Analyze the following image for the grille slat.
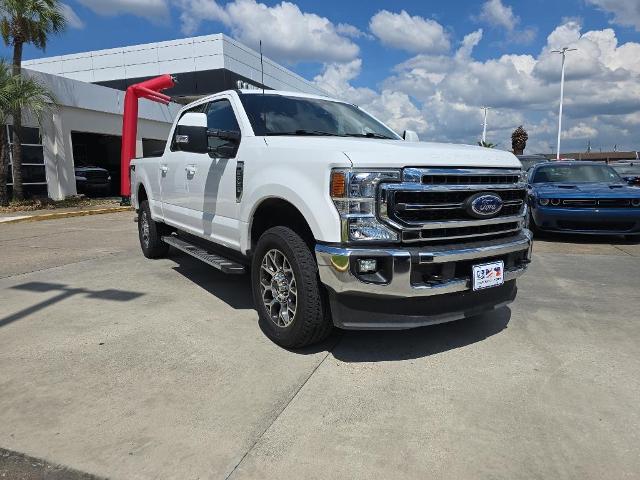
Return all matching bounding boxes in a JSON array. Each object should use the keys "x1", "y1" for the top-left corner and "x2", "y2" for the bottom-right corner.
[
  {"x1": 392, "y1": 189, "x2": 525, "y2": 223},
  {"x1": 557, "y1": 198, "x2": 637, "y2": 208}
]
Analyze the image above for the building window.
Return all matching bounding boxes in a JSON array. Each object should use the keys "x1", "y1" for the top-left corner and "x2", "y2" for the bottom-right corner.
[{"x1": 5, "y1": 125, "x2": 47, "y2": 196}]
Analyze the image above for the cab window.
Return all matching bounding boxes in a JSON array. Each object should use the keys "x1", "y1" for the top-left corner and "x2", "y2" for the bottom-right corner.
[{"x1": 206, "y1": 99, "x2": 241, "y2": 157}]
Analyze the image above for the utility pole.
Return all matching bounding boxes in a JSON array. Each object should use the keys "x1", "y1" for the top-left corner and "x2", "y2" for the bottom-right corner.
[
  {"x1": 481, "y1": 106, "x2": 490, "y2": 144},
  {"x1": 552, "y1": 47, "x2": 577, "y2": 160}
]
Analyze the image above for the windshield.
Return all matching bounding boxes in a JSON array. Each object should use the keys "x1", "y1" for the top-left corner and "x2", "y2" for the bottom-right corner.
[
  {"x1": 532, "y1": 164, "x2": 622, "y2": 183},
  {"x1": 238, "y1": 94, "x2": 400, "y2": 139}
]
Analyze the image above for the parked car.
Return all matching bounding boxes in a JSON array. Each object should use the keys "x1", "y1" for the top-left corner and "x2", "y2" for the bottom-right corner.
[
  {"x1": 75, "y1": 164, "x2": 111, "y2": 195},
  {"x1": 131, "y1": 89, "x2": 532, "y2": 348},
  {"x1": 517, "y1": 154, "x2": 550, "y2": 172},
  {"x1": 610, "y1": 161, "x2": 640, "y2": 186},
  {"x1": 527, "y1": 161, "x2": 640, "y2": 239}
]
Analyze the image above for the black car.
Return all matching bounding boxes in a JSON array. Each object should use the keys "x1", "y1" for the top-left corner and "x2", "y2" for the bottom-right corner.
[
  {"x1": 610, "y1": 161, "x2": 640, "y2": 186},
  {"x1": 75, "y1": 164, "x2": 111, "y2": 195}
]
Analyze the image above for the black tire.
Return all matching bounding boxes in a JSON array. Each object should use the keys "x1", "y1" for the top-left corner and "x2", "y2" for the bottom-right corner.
[
  {"x1": 624, "y1": 234, "x2": 640, "y2": 243},
  {"x1": 138, "y1": 200, "x2": 170, "y2": 259},
  {"x1": 252, "y1": 226, "x2": 332, "y2": 348},
  {"x1": 527, "y1": 210, "x2": 539, "y2": 235}
]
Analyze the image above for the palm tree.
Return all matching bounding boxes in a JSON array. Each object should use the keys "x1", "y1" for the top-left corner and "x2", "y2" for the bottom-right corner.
[
  {"x1": 511, "y1": 126, "x2": 528, "y2": 155},
  {"x1": 0, "y1": 60, "x2": 55, "y2": 205},
  {"x1": 1, "y1": 0, "x2": 65, "y2": 200},
  {"x1": 477, "y1": 140, "x2": 497, "y2": 148}
]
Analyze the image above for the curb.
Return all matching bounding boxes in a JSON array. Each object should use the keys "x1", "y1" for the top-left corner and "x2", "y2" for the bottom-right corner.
[{"x1": 0, "y1": 206, "x2": 133, "y2": 225}]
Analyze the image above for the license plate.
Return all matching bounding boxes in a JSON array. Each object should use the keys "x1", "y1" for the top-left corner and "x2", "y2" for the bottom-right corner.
[{"x1": 472, "y1": 261, "x2": 505, "y2": 291}]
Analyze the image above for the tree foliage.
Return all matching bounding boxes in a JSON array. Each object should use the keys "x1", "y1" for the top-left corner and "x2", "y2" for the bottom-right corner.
[{"x1": 511, "y1": 126, "x2": 528, "y2": 154}]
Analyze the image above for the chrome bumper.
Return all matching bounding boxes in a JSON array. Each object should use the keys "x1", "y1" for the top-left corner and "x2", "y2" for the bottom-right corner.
[{"x1": 315, "y1": 230, "x2": 532, "y2": 298}]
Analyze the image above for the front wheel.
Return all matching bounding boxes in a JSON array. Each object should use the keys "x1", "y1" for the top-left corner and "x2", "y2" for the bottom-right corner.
[{"x1": 252, "y1": 226, "x2": 332, "y2": 348}]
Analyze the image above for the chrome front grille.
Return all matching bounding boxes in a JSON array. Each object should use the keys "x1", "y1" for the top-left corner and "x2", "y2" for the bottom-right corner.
[{"x1": 379, "y1": 168, "x2": 526, "y2": 243}]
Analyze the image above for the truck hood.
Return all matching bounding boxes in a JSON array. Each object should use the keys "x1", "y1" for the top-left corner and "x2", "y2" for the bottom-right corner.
[{"x1": 264, "y1": 137, "x2": 521, "y2": 169}]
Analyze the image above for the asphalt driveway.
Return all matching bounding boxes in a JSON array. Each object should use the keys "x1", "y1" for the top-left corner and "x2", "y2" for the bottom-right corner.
[{"x1": 1, "y1": 213, "x2": 639, "y2": 479}]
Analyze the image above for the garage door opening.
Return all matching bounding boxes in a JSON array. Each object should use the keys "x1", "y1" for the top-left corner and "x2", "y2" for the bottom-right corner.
[{"x1": 71, "y1": 132, "x2": 121, "y2": 197}]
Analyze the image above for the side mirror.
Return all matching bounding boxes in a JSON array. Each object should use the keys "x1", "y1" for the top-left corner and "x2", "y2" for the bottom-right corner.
[
  {"x1": 403, "y1": 130, "x2": 420, "y2": 142},
  {"x1": 208, "y1": 129, "x2": 241, "y2": 158},
  {"x1": 175, "y1": 112, "x2": 208, "y2": 153}
]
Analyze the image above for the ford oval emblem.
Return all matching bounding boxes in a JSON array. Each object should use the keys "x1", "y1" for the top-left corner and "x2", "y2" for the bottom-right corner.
[{"x1": 466, "y1": 193, "x2": 504, "y2": 219}]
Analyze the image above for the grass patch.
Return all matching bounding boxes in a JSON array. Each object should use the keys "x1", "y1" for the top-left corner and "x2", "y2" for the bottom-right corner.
[{"x1": 0, "y1": 196, "x2": 120, "y2": 213}]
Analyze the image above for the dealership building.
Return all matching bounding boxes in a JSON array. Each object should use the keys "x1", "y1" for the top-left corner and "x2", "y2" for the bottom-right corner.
[{"x1": 12, "y1": 34, "x2": 324, "y2": 200}]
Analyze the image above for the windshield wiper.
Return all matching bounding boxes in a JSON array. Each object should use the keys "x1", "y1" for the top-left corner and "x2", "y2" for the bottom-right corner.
[
  {"x1": 343, "y1": 132, "x2": 396, "y2": 139},
  {"x1": 268, "y1": 129, "x2": 337, "y2": 136}
]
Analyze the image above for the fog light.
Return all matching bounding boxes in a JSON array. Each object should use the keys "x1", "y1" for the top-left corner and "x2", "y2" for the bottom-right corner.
[
  {"x1": 551, "y1": 199, "x2": 561, "y2": 206},
  {"x1": 357, "y1": 258, "x2": 378, "y2": 273}
]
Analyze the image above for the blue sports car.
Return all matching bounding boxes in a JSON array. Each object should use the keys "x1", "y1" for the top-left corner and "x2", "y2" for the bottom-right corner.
[{"x1": 527, "y1": 161, "x2": 640, "y2": 239}]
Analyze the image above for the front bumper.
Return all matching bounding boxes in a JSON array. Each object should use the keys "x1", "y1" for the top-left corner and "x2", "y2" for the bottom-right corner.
[
  {"x1": 315, "y1": 230, "x2": 532, "y2": 329},
  {"x1": 532, "y1": 206, "x2": 640, "y2": 234}
]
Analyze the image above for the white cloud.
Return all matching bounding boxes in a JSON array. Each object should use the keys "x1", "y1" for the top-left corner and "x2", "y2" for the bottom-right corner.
[
  {"x1": 562, "y1": 123, "x2": 599, "y2": 140},
  {"x1": 76, "y1": 0, "x2": 168, "y2": 21},
  {"x1": 369, "y1": 10, "x2": 450, "y2": 54},
  {"x1": 175, "y1": 0, "x2": 359, "y2": 64},
  {"x1": 476, "y1": 0, "x2": 536, "y2": 45},
  {"x1": 60, "y1": 3, "x2": 84, "y2": 29},
  {"x1": 320, "y1": 21, "x2": 640, "y2": 153},
  {"x1": 478, "y1": 0, "x2": 518, "y2": 31},
  {"x1": 587, "y1": 0, "x2": 640, "y2": 31}
]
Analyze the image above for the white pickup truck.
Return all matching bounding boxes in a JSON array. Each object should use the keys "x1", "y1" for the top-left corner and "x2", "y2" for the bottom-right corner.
[{"x1": 131, "y1": 89, "x2": 532, "y2": 347}]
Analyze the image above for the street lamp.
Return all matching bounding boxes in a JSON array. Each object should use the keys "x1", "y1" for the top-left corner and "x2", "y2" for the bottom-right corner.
[
  {"x1": 552, "y1": 47, "x2": 577, "y2": 160},
  {"x1": 481, "y1": 106, "x2": 491, "y2": 144}
]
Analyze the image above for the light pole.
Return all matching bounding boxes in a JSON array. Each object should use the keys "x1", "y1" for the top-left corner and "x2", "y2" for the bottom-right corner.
[
  {"x1": 552, "y1": 47, "x2": 577, "y2": 160},
  {"x1": 481, "y1": 106, "x2": 491, "y2": 144}
]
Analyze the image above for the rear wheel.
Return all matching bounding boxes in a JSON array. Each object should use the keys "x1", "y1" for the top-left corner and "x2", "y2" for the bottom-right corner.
[
  {"x1": 252, "y1": 226, "x2": 332, "y2": 348},
  {"x1": 138, "y1": 200, "x2": 169, "y2": 259}
]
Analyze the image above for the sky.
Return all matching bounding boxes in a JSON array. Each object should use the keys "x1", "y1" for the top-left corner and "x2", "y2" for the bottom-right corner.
[{"x1": 1, "y1": 0, "x2": 640, "y2": 154}]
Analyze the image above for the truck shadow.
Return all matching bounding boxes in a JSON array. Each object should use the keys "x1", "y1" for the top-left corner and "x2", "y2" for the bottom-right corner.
[
  {"x1": 170, "y1": 252, "x2": 254, "y2": 310},
  {"x1": 330, "y1": 307, "x2": 511, "y2": 363},
  {"x1": 169, "y1": 251, "x2": 511, "y2": 362}
]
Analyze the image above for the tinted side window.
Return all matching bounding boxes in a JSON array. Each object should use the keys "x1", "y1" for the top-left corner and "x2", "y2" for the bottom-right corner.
[{"x1": 206, "y1": 100, "x2": 240, "y2": 132}]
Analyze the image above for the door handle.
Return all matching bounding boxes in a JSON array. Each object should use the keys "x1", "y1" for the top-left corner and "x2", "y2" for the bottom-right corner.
[
  {"x1": 160, "y1": 165, "x2": 168, "y2": 173},
  {"x1": 185, "y1": 165, "x2": 197, "y2": 175}
]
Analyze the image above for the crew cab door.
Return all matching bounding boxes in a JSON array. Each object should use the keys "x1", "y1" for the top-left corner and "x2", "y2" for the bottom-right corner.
[
  {"x1": 187, "y1": 97, "x2": 243, "y2": 249},
  {"x1": 160, "y1": 103, "x2": 207, "y2": 230}
]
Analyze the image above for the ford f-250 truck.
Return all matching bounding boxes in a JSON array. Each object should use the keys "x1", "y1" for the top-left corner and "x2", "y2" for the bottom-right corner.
[{"x1": 131, "y1": 89, "x2": 532, "y2": 348}]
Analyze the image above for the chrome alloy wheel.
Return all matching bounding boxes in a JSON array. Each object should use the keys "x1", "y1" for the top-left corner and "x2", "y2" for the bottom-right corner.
[
  {"x1": 140, "y1": 210, "x2": 150, "y2": 247},
  {"x1": 259, "y1": 249, "x2": 298, "y2": 328}
]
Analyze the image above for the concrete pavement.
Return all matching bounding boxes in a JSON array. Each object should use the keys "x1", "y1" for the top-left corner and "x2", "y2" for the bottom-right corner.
[{"x1": 1, "y1": 212, "x2": 639, "y2": 479}]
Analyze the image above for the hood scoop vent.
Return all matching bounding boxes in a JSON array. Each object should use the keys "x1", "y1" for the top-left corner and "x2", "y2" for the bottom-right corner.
[{"x1": 556, "y1": 184, "x2": 577, "y2": 189}]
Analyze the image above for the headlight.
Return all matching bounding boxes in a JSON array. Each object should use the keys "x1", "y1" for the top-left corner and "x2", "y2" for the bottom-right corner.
[
  {"x1": 330, "y1": 169, "x2": 400, "y2": 242},
  {"x1": 519, "y1": 170, "x2": 528, "y2": 182},
  {"x1": 75, "y1": 176, "x2": 87, "y2": 181},
  {"x1": 539, "y1": 198, "x2": 549, "y2": 206}
]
